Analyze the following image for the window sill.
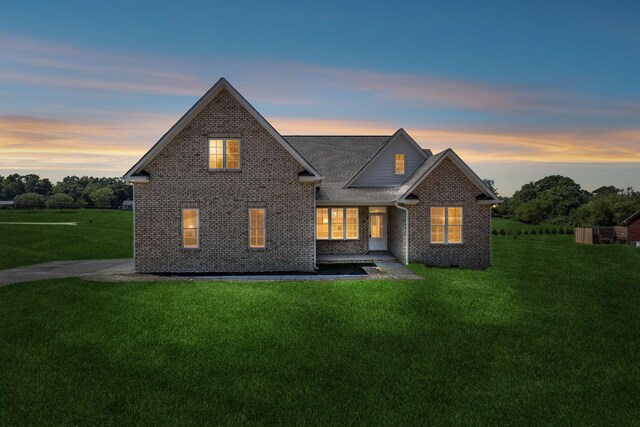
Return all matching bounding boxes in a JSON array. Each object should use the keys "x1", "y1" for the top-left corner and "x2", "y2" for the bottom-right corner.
[{"x1": 207, "y1": 169, "x2": 242, "y2": 173}]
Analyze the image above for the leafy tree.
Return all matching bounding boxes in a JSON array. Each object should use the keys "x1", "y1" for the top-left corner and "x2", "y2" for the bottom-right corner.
[
  {"x1": 46, "y1": 193, "x2": 76, "y2": 210},
  {"x1": 2, "y1": 174, "x2": 25, "y2": 199},
  {"x1": 514, "y1": 195, "x2": 552, "y2": 224},
  {"x1": 53, "y1": 176, "x2": 86, "y2": 201},
  {"x1": 13, "y1": 192, "x2": 46, "y2": 209},
  {"x1": 89, "y1": 187, "x2": 114, "y2": 209},
  {"x1": 483, "y1": 179, "x2": 499, "y2": 196},
  {"x1": 34, "y1": 178, "x2": 53, "y2": 196}
]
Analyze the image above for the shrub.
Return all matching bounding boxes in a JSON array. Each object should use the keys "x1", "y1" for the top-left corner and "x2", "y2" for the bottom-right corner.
[
  {"x1": 531, "y1": 229, "x2": 537, "y2": 235},
  {"x1": 516, "y1": 230, "x2": 522, "y2": 235},
  {"x1": 89, "y1": 187, "x2": 114, "y2": 209},
  {"x1": 491, "y1": 229, "x2": 498, "y2": 235},
  {"x1": 13, "y1": 192, "x2": 46, "y2": 209},
  {"x1": 499, "y1": 229, "x2": 506, "y2": 235},
  {"x1": 551, "y1": 228, "x2": 558, "y2": 234},
  {"x1": 544, "y1": 228, "x2": 551, "y2": 234},
  {"x1": 523, "y1": 230, "x2": 529, "y2": 235},
  {"x1": 558, "y1": 228, "x2": 565, "y2": 234},
  {"x1": 566, "y1": 228, "x2": 574, "y2": 235},
  {"x1": 46, "y1": 193, "x2": 76, "y2": 210}
]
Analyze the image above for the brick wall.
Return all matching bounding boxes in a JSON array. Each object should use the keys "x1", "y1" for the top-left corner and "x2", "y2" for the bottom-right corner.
[
  {"x1": 134, "y1": 88, "x2": 315, "y2": 273},
  {"x1": 407, "y1": 158, "x2": 491, "y2": 269},
  {"x1": 387, "y1": 206, "x2": 407, "y2": 263}
]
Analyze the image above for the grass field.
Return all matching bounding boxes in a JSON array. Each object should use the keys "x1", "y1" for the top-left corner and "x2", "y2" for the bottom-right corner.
[
  {"x1": 0, "y1": 209, "x2": 132, "y2": 270},
  {"x1": 1, "y1": 224, "x2": 639, "y2": 425}
]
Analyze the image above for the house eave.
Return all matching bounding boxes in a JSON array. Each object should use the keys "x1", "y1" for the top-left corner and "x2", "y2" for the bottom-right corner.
[{"x1": 316, "y1": 200, "x2": 398, "y2": 206}]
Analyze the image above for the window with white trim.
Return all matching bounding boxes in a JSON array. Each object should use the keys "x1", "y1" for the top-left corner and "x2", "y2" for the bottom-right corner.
[
  {"x1": 316, "y1": 208, "x2": 359, "y2": 240},
  {"x1": 182, "y1": 208, "x2": 199, "y2": 248},
  {"x1": 431, "y1": 207, "x2": 462, "y2": 244},
  {"x1": 395, "y1": 154, "x2": 405, "y2": 175},
  {"x1": 209, "y1": 138, "x2": 240, "y2": 170},
  {"x1": 249, "y1": 208, "x2": 265, "y2": 248}
]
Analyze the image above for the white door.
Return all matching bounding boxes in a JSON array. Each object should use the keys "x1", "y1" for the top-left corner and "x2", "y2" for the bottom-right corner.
[{"x1": 369, "y1": 211, "x2": 387, "y2": 251}]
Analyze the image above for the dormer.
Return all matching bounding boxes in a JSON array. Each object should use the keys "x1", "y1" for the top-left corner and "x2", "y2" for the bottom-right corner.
[{"x1": 346, "y1": 129, "x2": 429, "y2": 187}]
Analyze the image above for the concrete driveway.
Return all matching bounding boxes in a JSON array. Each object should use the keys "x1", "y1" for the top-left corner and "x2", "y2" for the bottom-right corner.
[{"x1": 0, "y1": 259, "x2": 134, "y2": 287}]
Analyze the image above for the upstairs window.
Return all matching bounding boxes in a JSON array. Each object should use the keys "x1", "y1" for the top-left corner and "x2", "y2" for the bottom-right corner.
[
  {"x1": 209, "y1": 138, "x2": 240, "y2": 170},
  {"x1": 182, "y1": 208, "x2": 199, "y2": 248},
  {"x1": 316, "y1": 208, "x2": 358, "y2": 240},
  {"x1": 431, "y1": 207, "x2": 463, "y2": 244},
  {"x1": 395, "y1": 154, "x2": 405, "y2": 175}
]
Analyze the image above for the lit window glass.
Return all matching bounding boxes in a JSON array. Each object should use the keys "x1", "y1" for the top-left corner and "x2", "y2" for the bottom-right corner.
[
  {"x1": 183, "y1": 208, "x2": 199, "y2": 248},
  {"x1": 346, "y1": 208, "x2": 358, "y2": 239},
  {"x1": 395, "y1": 154, "x2": 405, "y2": 175},
  {"x1": 316, "y1": 208, "x2": 329, "y2": 240},
  {"x1": 249, "y1": 208, "x2": 265, "y2": 248}
]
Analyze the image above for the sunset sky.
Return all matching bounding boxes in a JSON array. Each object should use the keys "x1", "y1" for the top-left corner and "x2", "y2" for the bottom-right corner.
[{"x1": 1, "y1": 1, "x2": 639, "y2": 195}]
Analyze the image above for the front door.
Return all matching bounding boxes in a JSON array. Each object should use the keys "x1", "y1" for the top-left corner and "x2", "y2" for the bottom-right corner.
[{"x1": 369, "y1": 210, "x2": 387, "y2": 251}]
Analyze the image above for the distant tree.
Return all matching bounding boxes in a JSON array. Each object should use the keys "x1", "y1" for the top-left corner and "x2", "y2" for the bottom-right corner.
[
  {"x1": 46, "y1": 193, "x2": 76, "y2": 210},
  {"x1": 483, "y1": 179, "x2": 499, "y2": 197},
  {"x1": 13, "y1": 192, "x2": 47, "y2": 210},
  {"x1": 2, "y1": 174, "x2": 25, "y2": 199},
  {"x1": 53, "y1": 176, "x2": 85, "y2": 201},
  {"x1": 514, "y1": 195, "x2": 552, "y2": 224},
  {"x1": 23, "y1": 174, "x2": 41, "y2": 193},
  {"x1": 507, "y1": 175, "x2": 589, "y2": 225},
  {"x1": 34, "y1": 178, "x2": 53, "y2": 196},
  {"x1": 592, "y1": 186, "x2": 620, "y2": 197},
  {"x1": 89, "y1": 187, "x2": 114, "y2": 209}
]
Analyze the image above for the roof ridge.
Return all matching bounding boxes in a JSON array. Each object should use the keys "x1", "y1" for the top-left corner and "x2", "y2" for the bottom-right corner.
[{"x1": 283, "y1": 135, "x2": 392, "y2": 137}]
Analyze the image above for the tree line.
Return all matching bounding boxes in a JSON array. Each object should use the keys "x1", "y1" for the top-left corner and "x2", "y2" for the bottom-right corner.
[
  {"x1": 0, "y1": 174, "x2": 133, "y2": 209},
  {"x1": 487, "y1": 175, "x2": 640, "y2": 226}
]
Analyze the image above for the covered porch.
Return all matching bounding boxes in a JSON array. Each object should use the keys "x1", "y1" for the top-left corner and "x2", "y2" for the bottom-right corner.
[{"x1": 315, "y1": 205, "x2": 407, "y2": 264}]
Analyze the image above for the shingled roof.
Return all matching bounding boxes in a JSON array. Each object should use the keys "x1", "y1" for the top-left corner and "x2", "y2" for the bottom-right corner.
[{"x1": 285, "y1": 136, "x2": 500, "y2": 204}]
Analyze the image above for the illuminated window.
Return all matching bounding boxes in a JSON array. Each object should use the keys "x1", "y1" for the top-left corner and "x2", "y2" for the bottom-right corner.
[
  {"x1": 395, "y1": 154, "x2": 405, "y2": 175},
  {"x1": 249, "y1": 208, "x2": 265, "y2": 248},
  {"x1": 331, "y1": 209, "x2": 344, "y2": 239},
  {"x1": 346, "y1": 208, "x2": 358, "y2": 239},
  {"x1": 431, "y1": 207, "x2": 463, "y2": 244},
  {"x1": 182, "y1": 208, "x2": 199, "y2": 248},
  {"x1": 316, "y1": 208, "x2": 329, "y2": 240},
  {"x1": 209, "y1": 138, "x2": 240, "y2": 170},
  {"x1": 316, "y1": 208, "x2": 359, "y2": 240}
]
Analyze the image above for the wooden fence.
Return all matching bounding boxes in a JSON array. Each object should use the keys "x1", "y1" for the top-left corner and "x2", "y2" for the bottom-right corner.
[
  {"x1": 575, "y1": 226, "x2": 628, "y2": 245},
  {"x1": 575, "y1": 227, "x2": 593, "y2": 244}
]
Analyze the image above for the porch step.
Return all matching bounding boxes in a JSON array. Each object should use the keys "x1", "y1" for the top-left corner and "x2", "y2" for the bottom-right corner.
[{"x1": 317, "y1": 252, "x2": 398, "y2": 264}]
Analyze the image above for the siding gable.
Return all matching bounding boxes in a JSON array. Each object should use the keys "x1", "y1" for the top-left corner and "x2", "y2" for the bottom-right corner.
[{"x1": 348, "y1": 131, "x2": 427, "y2": 187}]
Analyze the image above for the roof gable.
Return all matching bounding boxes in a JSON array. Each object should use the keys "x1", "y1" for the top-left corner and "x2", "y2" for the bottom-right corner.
[
  {"x1": 124, "y1": 78, "x2": 322, "y2": 180},
  {"x1": 345, "y1": 129, "x2": 429, "y2": 188},
  {"x1": 625, "y1": 210, "x2": 640, "y2": 225},
  {"x1": 398, "y1": 149, "x2": 501, "y2": 203}
]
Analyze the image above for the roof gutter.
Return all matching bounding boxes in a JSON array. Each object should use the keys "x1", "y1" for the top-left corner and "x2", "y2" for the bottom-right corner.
[{"x1": 394, "y1": 201, "x2": 409, "y2": 265}]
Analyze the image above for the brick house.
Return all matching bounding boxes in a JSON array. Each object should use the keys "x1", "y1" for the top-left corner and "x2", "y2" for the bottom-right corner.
[
  {"x1": 625, "y1": 210, "x2": 640, "y2": 247},
  {"x1": 124, "y1": 78, "x2": 501, "y2": 273}
]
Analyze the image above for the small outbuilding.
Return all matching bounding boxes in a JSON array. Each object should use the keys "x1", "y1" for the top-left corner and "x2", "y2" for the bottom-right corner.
[
  {"x1": 624, "y1": 211, "x2": 640, "y2": 247},
  {"x1": 0, "y1": 200, "x2": 14, "y2": 209},
  {"x1": 121, "y1": 200, "x2": 134, "y2": 211}
]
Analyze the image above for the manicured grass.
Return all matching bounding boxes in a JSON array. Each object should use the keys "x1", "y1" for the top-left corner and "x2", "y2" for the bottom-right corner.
[
  {"x1": 0, "y1": 209, "x2": 132, "y2": 270},
  {"x1": 1, "y1": 233, "x2": 639, "y2": 425}
]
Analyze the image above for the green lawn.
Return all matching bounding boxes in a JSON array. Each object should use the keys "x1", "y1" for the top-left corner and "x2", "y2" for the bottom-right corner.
[
  {"x1": 1, "y1": 231, "x2": 639, "y2": 425},
  {"x1": 0, "y1": 209, "x2": 132, "y2": 270}
]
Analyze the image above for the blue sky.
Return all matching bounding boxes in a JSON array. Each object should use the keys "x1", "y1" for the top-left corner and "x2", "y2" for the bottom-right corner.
[{"x1": 1, "y1": 0, "x2": 639, "y2": 195}]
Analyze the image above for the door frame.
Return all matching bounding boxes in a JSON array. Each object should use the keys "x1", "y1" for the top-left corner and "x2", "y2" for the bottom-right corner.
[{"x1": 368, "y1": 210, "x2": 387, "y2": 251}]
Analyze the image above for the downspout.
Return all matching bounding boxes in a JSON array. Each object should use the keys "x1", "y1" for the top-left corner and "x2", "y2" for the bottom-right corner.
[
  {"x1": 313, "y1": 182, "x2": 320, "y2": 270},
  {"x1": 395, "y1": 201, "x2": 409, "y2": 265}
]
